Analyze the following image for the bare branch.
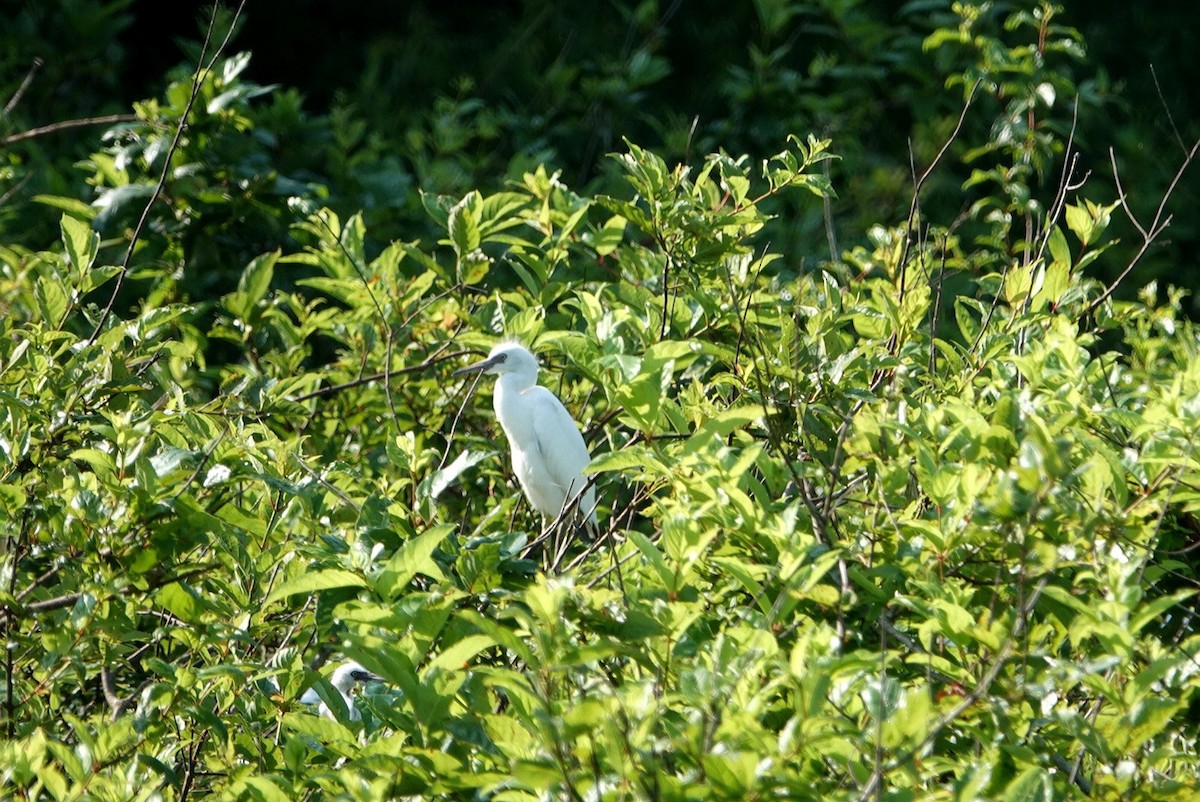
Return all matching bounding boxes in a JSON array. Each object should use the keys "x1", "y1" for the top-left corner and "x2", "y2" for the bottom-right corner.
[
  {"x1": 3, "y1": 58, "x2": 42, "y2": 116},
  {"x1": 1109, "y1": 148, "x2": 1148, "y2": 239},
  {"x1": 292, "y1": 346, "x2": 467, "y2": 403},
  {"x1": 88, "y1": 1, "x2": 247, "y2": 344},
  {"x1": 1033, "y1": 95, "x2": 1088, "y2": 264},
  {"x1": 896, "y1": 79, "x2": 982, "y2": 294},
  {"x1": 1149, "y1": 64, "x2": 1187, "y2": 155},
  {"x1": 1088, "y1": 137, "x2": 1200, "y2": 314},
  {"x1": 1, "y1": 114, "x2": 140, "y2": 147}
]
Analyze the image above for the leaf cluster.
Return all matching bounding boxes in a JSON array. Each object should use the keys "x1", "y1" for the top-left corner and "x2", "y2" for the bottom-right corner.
[{"x1": 1, "y1": 3, "x2": 1199, "y2": 801}]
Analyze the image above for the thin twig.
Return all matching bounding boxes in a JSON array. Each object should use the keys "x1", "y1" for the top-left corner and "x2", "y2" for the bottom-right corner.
[
  {"x1": 3, "y1": 57, "x2": 42, "y2": 116},
  {"x1": 1149, "y1": 64, "x2": 1187, "y2": 155},
  {"x1": 1108, "y1": 148, "x2": 1149, "y2": 240},
  {"x1": 306, "y1": 210, "x2": 404, "y2": 437},
  {"x1": 0, "y1": 172, "x2": 32, "y2": 206},
  {"x1": 896, "y1": 79, "x2": 982, "y2": 295},
  {"x1": 88, "y1": 2, "x2": 246, "y2": 344},
  {"x1": 2, "y1": 114, "x2": 140, "y2": 147},
  {"x1": 1033, "y1": 95, "x2": 1087, "y2": 265},
  {"x1": 729, "y1": 241, "x2": 771, "y2": 376},
  {"x1": 1087, "y1": 137, "x2": 1200, "y2": 315},
  {"x1": 292, "y1": 344, "x2": 465, "y2": 402}
]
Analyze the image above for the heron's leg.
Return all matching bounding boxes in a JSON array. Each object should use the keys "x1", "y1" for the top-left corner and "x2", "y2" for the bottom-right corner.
[{"x1": 548, "y1": 521, "x2": 573, "y2": 573}]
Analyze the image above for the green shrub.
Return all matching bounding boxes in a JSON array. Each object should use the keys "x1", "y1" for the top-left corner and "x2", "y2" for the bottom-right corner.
[{"x1": 1, "y1": 2, "x2": 1197, "y2": 800}]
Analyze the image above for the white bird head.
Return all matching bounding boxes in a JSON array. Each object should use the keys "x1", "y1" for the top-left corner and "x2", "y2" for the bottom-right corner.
[
  {"x1": 299, "y1": 660, "x2": 383, "y2": 721},
  {"x1": 453, "y1": 342, "x2": 539, "y2": 387},
  {"x1": 329, "y1": 661, "x2": 383, "y2": 693}
]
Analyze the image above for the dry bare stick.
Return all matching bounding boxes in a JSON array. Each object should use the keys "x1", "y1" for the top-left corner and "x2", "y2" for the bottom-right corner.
[
  {"x1": 895, "y1": 79, "x2": 982, "y2": 302},
  {"x1": 101, "y1": 664, "x2": 156, "y2": 722},
  {"x1": 1032, "y1": 95, "x2": 1088, "y2": 265},
  {"x1": 927, "y1": 243, "x2": 949, "y2": 375},
  {"x1": 728, "y1": 241, "x2": 772, "y2": 376},
  {"x1": 578, "y1": 478, "x2": 657, "y2": 591},
  {"x1": 823, "y1": 153, "x2": 839, "y2": 262},
  {"x1": 1086, "y1": 137, "x2": 1200, "y2": 315},
  {"x1": 292, "y1": 456, "x2": 360, "y2": 512},
  {"x1": 1010, "y1": 102, "x2": 1085, "y2": 363},
  {"x1": 1150, "y1": 64, "x2": 1188, "y2": 155},
  {"x1": 3, "y1": 58, "x2": 42, "y2": 116},
  {"x1": 306, "y1": 209, "x2": 407, "y2": 437},
  {"x1": 88, "y1": 2, "x2": 246, "y2": 345},
  {"x1": 0, "y1": 172, "x2": 32, "y2": 207},
  {"x1": 2, "y1": 114, "x2": 140, "y2": 147}
]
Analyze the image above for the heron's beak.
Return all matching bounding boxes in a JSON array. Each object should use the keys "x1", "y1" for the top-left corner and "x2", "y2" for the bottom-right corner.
[
  {"x1": 350, "y1": 668, "x2": 384, "y2": 684},
  {"x1": 453, "y1": 355, "x2": 501, "y2": 376}
]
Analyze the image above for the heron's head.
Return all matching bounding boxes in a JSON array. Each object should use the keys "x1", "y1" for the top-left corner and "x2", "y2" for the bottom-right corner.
[
  {"x1": 454, "y1": 342, "x2": 539, "y2": 381},
  {"x1": 329, "y1": 661, "x2": 383, "y2": 693}
]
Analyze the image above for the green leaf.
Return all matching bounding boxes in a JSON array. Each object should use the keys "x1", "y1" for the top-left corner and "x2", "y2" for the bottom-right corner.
[
  {"x1": 263, "y1": 569, "x2": 367, "y2": 607},
  {"x1": 628, "y1": 531, "x2": 675, "y2": 590},
  {"x1": 71, "y1": 447, "x2": 117, "y2": 480},
  {"x1": 1002, "y1": 767, "x2": 1053, "y2": 802},
  {"x1": 375, "y1": 525, "x2": 453, "y2": 599},
  {"x1": 237, "y1": 250, "x2": 279, "y2": 309},
  {"x1": 294, "y1": 276, "x2": 367, "y2": 306},
  {"x1": 35, "y1": 194, "x2": 97, "y2": 219},
  {"x1": 281, "y1": 711, "x2": 357, "y2": 745},
  {"x1": 681, "y1": 406, "x2": 762, "y2": 457},
  {"x1": 156, "y1": 582, "x2": 208, "y2": 625},
  {"x1": 60, "y1": 214, "x2": 99, "y2": 274},
  {"x1": 1037, "y1": 257, "x2": 1070, "y2": 308},
  {"x1": 1129, "y1": 590, "x2": 1195, "y2": 635},
  {"x1": 586, "y1": 445, "x2": 669, "y2": 476},
  {"x1": 427, "y1": 633, "x2": 498, "y2": 673},
  {"x1": 591, "y1": 215, "x2": 627, "y2": 256},
  {"x1": 458, "y1": 611, "x2": 537, "y2": 667},
  {"x1": 236, "y1": 776, "x2": 292, "y2": 802},
  {"x1": 449, "y1": 192, "x2": 482, "y2": 257},
  {"x1": 0, "y1": 483, "x2": 28, "y2": 514},
  {"x1": 34, "y1": 272, "x2": 68, "y2": 326},
  {"x1": 81, "y1": 264, "x2": 123, "y2": 294},
  {"x1": 1047, "y1": 225, "x2": 1071, "y2": 267},
  {"x1": 1064, "y1": 202, "x2": 1093, "y2": 246}
]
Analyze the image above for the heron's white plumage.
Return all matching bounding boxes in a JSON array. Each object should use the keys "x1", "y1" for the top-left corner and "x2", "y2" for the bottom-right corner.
[
  {"x1": 299, "y1": 660, "x2": 381, "y2": 721},
  {"x1": 455, "y1": 342, "x2": 597, "y2": 526}
]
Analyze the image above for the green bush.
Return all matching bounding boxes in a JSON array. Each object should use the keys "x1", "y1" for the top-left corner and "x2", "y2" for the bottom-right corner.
[{"x1": 1, "y1": 1, "x2": 1198, "y2": 800}]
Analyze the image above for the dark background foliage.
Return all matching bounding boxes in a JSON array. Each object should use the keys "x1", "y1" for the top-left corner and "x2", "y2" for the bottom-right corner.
[{"x1": 4, "y1": 0, "x2": 1198, "y2": 309}]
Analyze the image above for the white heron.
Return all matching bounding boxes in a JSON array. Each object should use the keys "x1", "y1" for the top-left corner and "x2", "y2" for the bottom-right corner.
[
  {"x1": 454, "y1": 341, "x2": 598, "y2": 531},
  {"x1": 299, "y1": 660, "x2": 382, "y2": 721}
]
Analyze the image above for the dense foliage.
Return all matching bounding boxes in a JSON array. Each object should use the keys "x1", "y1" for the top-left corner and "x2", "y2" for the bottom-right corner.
[{"x1": 2, "y1": 1, "x2": 1198, "y2": 800}]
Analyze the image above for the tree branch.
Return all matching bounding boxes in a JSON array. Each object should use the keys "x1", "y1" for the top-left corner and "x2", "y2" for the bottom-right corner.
[
  {"x1": 1, "y1": 114, "x2": 140, "y2": 147},
  {"x1": 88, "y1": 1, "x2": 247, "y2": 344},
  {"x1": 3, "y1": 57, "x2": 42, "y2": 116},
  {"x1": 1087, "y1": 137, "x2": 1200, "y2": 315}
]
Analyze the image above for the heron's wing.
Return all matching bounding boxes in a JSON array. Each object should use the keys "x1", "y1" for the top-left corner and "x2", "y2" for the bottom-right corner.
[{"x1": 526, "y1": 387, "x2": 592, "y2": 495}]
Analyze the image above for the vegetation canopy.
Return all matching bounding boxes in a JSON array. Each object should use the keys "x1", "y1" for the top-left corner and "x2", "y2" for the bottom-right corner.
[{"x1": 1, "y1": 1, "x2": 1198, "y2": 800}]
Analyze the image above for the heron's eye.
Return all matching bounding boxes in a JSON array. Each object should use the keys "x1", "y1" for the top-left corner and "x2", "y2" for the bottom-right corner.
[
  {"x1": 351, "y1": 670, "x2": 372, "y2": 681},
  {"x1": 496, "y1": 354, "x2": 507, "y2": 362}
]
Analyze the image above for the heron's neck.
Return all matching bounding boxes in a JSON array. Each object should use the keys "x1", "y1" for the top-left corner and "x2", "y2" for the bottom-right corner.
[
  {"x1": 495, "y1": 370, "x2": 536, "y2": 396},
  {"x1": 493, "y1": 371, "x2": 537, "y2": 433}
]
